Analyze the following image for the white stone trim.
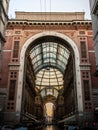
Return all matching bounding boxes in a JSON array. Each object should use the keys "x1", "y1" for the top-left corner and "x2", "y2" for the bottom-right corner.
[{"x1": 16, "y1": 31, "x2": 83, "y2": 114}]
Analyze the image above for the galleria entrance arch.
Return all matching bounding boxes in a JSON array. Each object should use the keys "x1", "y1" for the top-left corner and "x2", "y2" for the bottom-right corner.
[
  {"x1": 16, "y1": 31, "x2": 83, "y2": 122},
  {"x1": 16, "y1": 31, "x2": 83, "y2": 112}
]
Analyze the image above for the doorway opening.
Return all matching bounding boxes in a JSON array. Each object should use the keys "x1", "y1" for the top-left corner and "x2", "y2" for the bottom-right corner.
[
  {"x1": 44, "y1": 102, "x2": 55, "y2": 125},
  {"x1": 16, "y1": 32, "x2": 82, "y2": 125}
]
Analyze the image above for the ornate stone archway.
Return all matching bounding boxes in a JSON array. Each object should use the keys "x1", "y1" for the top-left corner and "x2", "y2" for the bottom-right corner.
[{"x1": 16, "y1": 31, "x2": 83, "y2": 119}]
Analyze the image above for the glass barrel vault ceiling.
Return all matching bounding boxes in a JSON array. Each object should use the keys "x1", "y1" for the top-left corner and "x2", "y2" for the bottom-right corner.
[{"x1": 30, "y1": 42, "x2": 70, "y2": 98}]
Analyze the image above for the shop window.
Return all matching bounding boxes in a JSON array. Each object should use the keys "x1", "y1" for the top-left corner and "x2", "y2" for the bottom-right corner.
[
  {"x1": 80, "y1": 41, "x2": 87, "y2": 58},
  {"x1": 8, "y1": 80, "x2": 16, "y2": 100},
  {"x1": 7, "y1": 102, "x2": 14, "y2": 110},
  {"x1": 83, "y1": 80, "x2": 90, "y2": 101},
  {"x1": 10, "y1": 71, "x2": 17, "y2": 78},
  {"x1": 82, "y1": 71, "x2": 89, "y2": 79},
  {"x1": 13, "y1": 41, "x2": 19, "y2": 58}
]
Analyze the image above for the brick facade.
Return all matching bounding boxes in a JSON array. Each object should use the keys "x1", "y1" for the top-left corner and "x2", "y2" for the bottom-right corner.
[{"x1": 0, "y1": 12, "x2": 98, "y2": 125}]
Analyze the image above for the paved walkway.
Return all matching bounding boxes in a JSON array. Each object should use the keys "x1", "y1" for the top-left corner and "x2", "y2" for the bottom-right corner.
[{"x1": 43, "y1": 125, "x2": 60, "y2": 130}]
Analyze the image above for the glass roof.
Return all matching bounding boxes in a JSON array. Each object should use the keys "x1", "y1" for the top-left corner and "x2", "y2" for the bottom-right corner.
[
  {"x1": 30, "y1": 42, "x2": 70, "y2": 98},
  {"x1": 36, "y1": 68, "x2": 63, "y2": 98}
]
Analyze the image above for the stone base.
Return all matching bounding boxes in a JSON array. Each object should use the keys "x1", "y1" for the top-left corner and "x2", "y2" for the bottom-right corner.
[{"x1": 4, "y1": 112, "x2": 20, "y2": 125}]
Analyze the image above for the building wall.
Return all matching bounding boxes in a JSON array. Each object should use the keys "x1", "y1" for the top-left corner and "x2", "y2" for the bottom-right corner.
[
  {"x1": 1, "y1": 12, "x2": 98, "y2": 123},
  {"x1": 0, "y1": 0, "x2": 9, "y2": 82},
  {"x1": 15, "y1": 12, "x2": 85, "y2": 21},
  {"x1": 89, "y1": 1, "x2": 98, "y2": 121},
  {"x1": 89, "y1": 0, "x2": 98, "y2": 74},
  {"x1": 0, "y1": 0, "x2": 9, "y2": 123}
]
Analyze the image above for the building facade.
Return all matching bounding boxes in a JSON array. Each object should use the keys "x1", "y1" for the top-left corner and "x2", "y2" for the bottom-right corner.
[
  {"x1": 0, "y1": 0, "x2": 10, "y2": 123},
  {"x1": 0, "y1": 0, "x2": 9, "y2": 72},
  {"x1": 0, "y1": 12, "x2": 98, "y2": 127},
  {"x1": 89, "y1": 1, "x2": 98, "y2": 125},
  {"x1": 89, "y1": 0, "x2": 98, "y2": 76}
]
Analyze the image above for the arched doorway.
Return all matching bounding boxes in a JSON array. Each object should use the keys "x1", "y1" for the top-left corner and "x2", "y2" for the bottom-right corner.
[
  {"x1": 44, "y1": 102, "x2": 55, "y2": 124},
  {"x1": 16, "y1": 31, "x2": 83, "y2": 123}
]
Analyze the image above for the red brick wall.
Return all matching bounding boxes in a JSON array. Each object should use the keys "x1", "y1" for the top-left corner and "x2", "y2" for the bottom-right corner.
[{"x1": 88, "y1": 36, "x2": 98, "y2": 87}]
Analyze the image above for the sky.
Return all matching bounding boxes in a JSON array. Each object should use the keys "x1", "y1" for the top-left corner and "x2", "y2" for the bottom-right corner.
[{"x1": 8, "y1": 0, "x2": 91, "y2": 20}]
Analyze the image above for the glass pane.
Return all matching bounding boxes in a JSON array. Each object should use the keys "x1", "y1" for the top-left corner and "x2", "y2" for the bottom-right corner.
[{"x1": 30, "y1": 41, "x2": 70, "y2": 97}]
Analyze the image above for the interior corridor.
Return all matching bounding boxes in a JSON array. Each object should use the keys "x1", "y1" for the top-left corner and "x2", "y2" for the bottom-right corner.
[{"x1": 43, "y1": 125, "x2": 60, "y2": 130}]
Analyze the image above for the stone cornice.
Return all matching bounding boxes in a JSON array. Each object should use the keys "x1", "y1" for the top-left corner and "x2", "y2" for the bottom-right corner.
[
  {"x1": 15, "y1": 11, "x2": 85, "y2": 21},
  {"x1": 7, "y1": 19, "x2": 92, "y2": 27},
  {"x1": 80, "y1": 63, "x2": 91, "y2": 71}
]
